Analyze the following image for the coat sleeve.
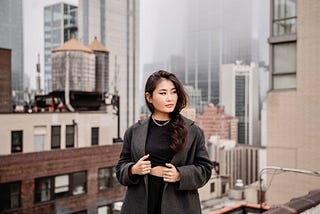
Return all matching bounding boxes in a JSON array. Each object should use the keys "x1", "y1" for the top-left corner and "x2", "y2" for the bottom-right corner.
[
  {"x1": 176, "y1": 126, "x2": 213, "y2": 190},
  {"x1": 115, "y1": 127, "x2": 141, "y2": 186}
]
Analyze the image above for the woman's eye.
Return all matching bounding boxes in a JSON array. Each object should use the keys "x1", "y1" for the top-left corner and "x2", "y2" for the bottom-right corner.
[
  {"x1": 159, "y1": 92, "x2": 166, "y2": 95},
  {"x1": 172, "y1": 90, "x2": 177, "y2": 94}
]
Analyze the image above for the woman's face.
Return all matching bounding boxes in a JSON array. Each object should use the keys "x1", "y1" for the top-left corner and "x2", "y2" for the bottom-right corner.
[{"x1": 147, "y1": 79, "x2": 178, "y2": 119}]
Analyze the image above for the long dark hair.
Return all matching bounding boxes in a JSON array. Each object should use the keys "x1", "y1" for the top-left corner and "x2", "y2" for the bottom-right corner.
[{"x1": 145, "y1": 70, "x2": 188, "y2": 152}]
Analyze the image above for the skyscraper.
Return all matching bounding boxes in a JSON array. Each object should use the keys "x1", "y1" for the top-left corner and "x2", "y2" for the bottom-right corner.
[
  {"x1": 164, "y1": 0, "x2": 268, "y2": 111},
  {"x1": 44, "y1": 2, "x2": 78, "y2": 93},
  {"x1": 220, "y1": 63, "x2": 259, "y2": 146},
  {"x1": 78, "y1": 0, "x2": 140, "y2": 134},
  {"x1": 0, "y1": 0, "x2": 24, "y2": 105}
]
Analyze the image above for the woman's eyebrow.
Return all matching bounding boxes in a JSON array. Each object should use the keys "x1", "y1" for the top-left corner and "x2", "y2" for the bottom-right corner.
[
  {"x1": 157, "y1": 87, "x2": 176, "y2": 92},
  {"x1": 158, "y1": 88, "x2": 167, "y2": 92}
]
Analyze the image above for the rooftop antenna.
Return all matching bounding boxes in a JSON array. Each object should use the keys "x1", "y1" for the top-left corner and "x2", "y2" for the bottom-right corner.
[{"x1": 36, "y1": 53, "x2": 41, "y2": 94}]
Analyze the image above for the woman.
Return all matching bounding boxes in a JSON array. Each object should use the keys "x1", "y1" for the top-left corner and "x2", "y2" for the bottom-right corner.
[{"x1": 116, "y1": 70, "x2": 213, "y2": 214}]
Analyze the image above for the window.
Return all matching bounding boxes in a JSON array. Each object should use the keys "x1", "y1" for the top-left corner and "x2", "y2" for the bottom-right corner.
[
  {"x1": 66, "y1": 125, "x2": 75, "y2": 148},
  {"x1": 98, "y1": 203, "x2": 122, "y2": 214},
  {"x1": 91, "y1": 127, "x2": 99, "y2": 145},
  {"x1": 11, "y1": 131, "x2": 23, "y2": 153},
  {"x1": 72, "y1": 171, "x2": 86, "y2": 195},
  {"x1": 34, "y1": 135, "x2": 45, "y2": 152},
  {"x1": 34, "y1": 135, "x2": 45, "y2": 151},
  {"x1": 270, "y1": 0, "x2": 297, "y2": 90},
  {"x1": 98, "y1": 167, "x2": 119, "y2": 190},
  {"x1": 35, "y1": 177, "x2": 52, "y2": 203},
  {"x1": 51, "y1": 126, "x2": 61, "y2": 149},
  {"x1": 210, "y1": 182, "x2": 215, "y2": 193},
  {"x1": 0, "y1": 181, "x2": 21, "y2": 211},
  {"x1": 273, "y1": 0, "x2": 297, "y2": 36},
  {"x1": 98, "y1": 168, "x2": 111, "y2": 190},
  {"x1": 98, "y1": 205, "x2": 112, "y2": 214},
  {"x1": 35, "y1": 171, "x2": 87, "y2": 203},
  {"x1": 54, "y1": 175, "x2": 69, "y2": 198},
  {"x1": 272, "y1": 42, "x2": 296, "y2": 89},
  {"x1": 222, "y1": 183, "x2": 227, "y2": 194}
]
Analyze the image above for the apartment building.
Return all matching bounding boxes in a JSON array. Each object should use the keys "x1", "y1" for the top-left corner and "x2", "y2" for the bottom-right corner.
[
  {"x1": 0, "y1": 112, "x2": 125, "y2": 213},
  {"x1": 196, "y1": 103, "x2": 238, "y2": 142},
  {"x1": 266, "y1": 0, "x2": 320, "y2": 204}
]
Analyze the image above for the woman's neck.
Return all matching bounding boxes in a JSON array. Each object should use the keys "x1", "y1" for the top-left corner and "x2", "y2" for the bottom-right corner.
[{"x1": 152, "y1": 113, "x2": 170, "y2": 121}]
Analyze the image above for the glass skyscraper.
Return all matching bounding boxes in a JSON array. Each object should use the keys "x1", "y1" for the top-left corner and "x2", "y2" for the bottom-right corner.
[{"x1": 44, "y1": 3, "x2": 78, "y2": 93}]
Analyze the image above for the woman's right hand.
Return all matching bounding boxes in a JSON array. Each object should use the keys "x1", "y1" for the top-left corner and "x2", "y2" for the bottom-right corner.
[{"x1": 130, "y1": 154, "x2": 151, "y2": 175}]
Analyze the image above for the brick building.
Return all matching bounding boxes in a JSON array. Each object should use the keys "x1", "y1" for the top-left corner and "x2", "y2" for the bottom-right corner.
[
  {"x1": 0, "y1": 145, "x2": 125, "y2": 213},
  {"x1": 196, "y1": 103, "x2": 238, "y2": 141},
  {"x1": 0, "y1": 112, "x2": 125, "y2": 213},
  {"x1": 0, "y1": 48, "x2": 12, "y2": 112}
]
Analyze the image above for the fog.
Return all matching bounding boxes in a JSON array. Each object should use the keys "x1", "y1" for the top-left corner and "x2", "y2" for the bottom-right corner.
[
  {"x1": 140, "y1": 0, "x2": 270, "y2": 105},
  {"x1": 140, "y1": 0, "x2": 188, "y2": 63},
  {"x1": 140, "y1": 0, "x2": 269, "y2": 66},
  {"x1": 24, "y1": 0, "x2": 269, "y2": 90}
]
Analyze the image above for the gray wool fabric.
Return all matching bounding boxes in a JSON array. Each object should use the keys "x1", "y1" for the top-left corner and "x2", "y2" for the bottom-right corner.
[{"x1": 116, "y1": 116, "x2": 213, "y2": 214}]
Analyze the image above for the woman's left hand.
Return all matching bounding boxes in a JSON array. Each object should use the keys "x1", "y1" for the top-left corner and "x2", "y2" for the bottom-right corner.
[{"x1": 163, "y1": 163, "x2": 181, "y2": 183}]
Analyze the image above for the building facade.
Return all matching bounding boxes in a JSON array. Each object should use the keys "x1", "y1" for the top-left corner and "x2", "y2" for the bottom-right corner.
[
  {"x1": 266, "y1": 0, "x2": 320, "y2": 205},
  {"x1": 78, "y1": 0, "x2": 140, "y2": 135},
  {"x1": 0, "y1": 0, "x2": 24, "y2": 104},
  {"x1": 196, "y1": 103, "x2": 238, "y2": 142},
  {"x1": 0, "y1": 48, "x2": 12, "y2": 112},
  {"x1": 208, "y1": 136, "x2": 261, "y2": 189},
  {"x1": 220, "y1": 63, "x2": 260, "y2": 146},
  {"x1": 0, "y1": 144, "x2": 124, "y2": 213},
  {"x1": 0, "y1": 112, "x2": 124, "y2": 213},
  {"x1": 44, "y1": 2, "x2": 78, "y2": 93},
  {"x1": 0, "y1": 112, "x2": 115, "y2": 155}
]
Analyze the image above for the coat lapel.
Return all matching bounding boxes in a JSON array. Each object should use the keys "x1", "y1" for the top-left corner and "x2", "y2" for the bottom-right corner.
[
  {"x1": 131, "y1": 118, "x2": 150, "y2": 197},
  {"x1": 132, "y1": 118, "x2": 150, "y2": 158}
]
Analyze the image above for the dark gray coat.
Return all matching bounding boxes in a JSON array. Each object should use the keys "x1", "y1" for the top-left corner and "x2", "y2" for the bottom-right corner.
[{"x1": 116, "y1": 116, "x2": 213, "y2": 214}]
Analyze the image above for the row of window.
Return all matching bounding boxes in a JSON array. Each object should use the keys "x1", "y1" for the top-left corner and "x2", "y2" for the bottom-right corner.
[
  {"x1": 210, "y1": 182, "x2": 227, "y2": 195},
  {"x1": 0, "y1": 167, "x2": 120, "y2": 212},
  {"x1": 11, "y1": 126, "x2": 99, "y2": 153}
]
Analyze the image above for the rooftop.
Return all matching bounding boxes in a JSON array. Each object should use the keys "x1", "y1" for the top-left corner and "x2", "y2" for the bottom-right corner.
[
  {"x1": 52, "y1": 38, "x2": 93, "y2": 54},
  {"x1": 207, "y1": 189, "x2": 320, "y2": 214},
  {"x1": 87, "y1": 37, "x2": 108, "y2": 52}
]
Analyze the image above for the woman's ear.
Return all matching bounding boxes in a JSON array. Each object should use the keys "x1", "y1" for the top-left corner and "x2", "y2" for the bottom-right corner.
[{"x1": 145, "y1": 92, "x2": 152, "y2": 103}]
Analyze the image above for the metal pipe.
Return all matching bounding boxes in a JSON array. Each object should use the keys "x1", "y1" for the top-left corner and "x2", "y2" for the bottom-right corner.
[{"x1": 258, "y1": 166, "x2": 320, "y2": 213}]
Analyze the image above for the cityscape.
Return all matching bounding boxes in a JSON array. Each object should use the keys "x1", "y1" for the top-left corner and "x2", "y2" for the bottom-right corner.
[{"x1": 1, "y1": 0, "x2": 320, "y2": 213}]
